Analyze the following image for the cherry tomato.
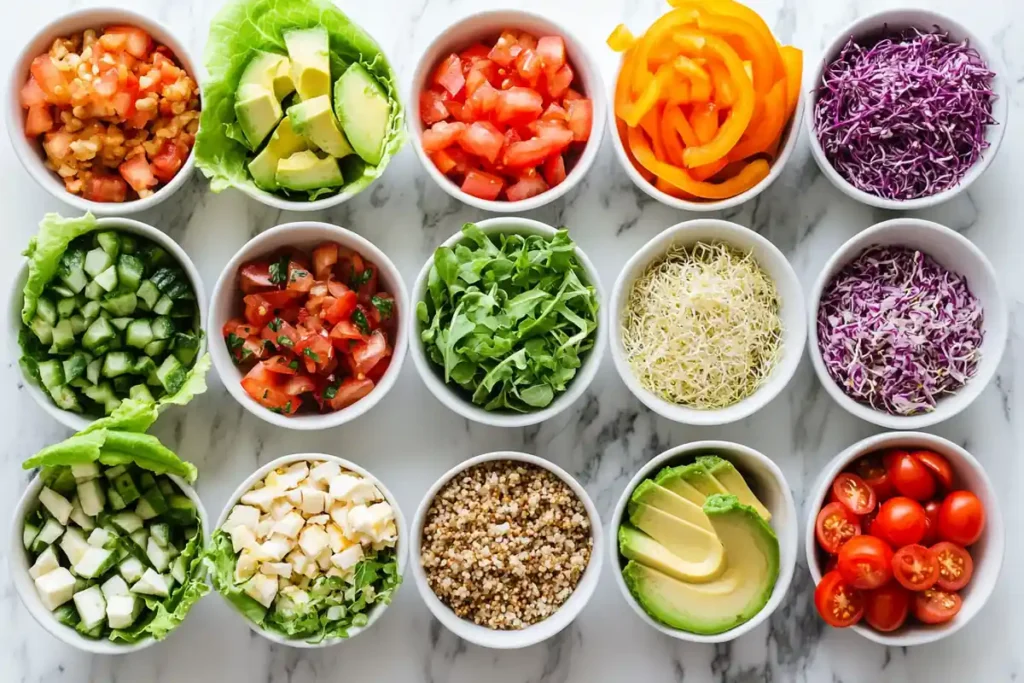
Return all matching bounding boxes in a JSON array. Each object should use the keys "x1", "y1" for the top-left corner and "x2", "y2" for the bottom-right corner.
[
  {"x1": 832, "y1": 472, "x2": 877, "y2": 516},
  {"x1": 931, "y1": 542, "x2": 973, "y2": 591},
  {"x1": 814, "y1": 570, "x2": 865, "y2": 628},
  {"x1": 837, "y1": 535, "x2": 894, "y2": 590},
  {"x1": 874, "y1": 497, "x2": 927, "y2": 547},
  {"x1": 938, "y1": 491, "x2": 986, "y2": 546},
  {"x1": 864, "y1": 584, "x2": 911, "y2": 632},
  {"x1": 891, "y1": 544, "x2": 939, "y2": 591},
  {"x1": 815, "y1": 502, "x2": 861, "y2": 554},
  {"x1": 913, "y1": 588, "x2": 962, "y2": 624},
  {"x1": 853, "y1": 455, "x2": 895, "y2": 501},
  {"x1": 911, "y1": 450, "x2": 955, "y2": 491},
  {"x1": 884, "y1": 450, "x2": 937, "y2": 501},
  {"x1": 921, "y1": 500, "x2": 942, "y2": 546}
]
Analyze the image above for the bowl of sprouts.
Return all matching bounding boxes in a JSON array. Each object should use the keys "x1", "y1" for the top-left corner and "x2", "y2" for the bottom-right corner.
[{"x1": 609, "y1": 219, "x2": 806, "y2": 425}]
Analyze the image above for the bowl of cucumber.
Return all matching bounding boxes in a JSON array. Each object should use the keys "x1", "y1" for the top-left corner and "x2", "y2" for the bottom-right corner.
[
  {"x1": 11, "y1": 461, "x2": 209, "y2": 654},
  {"x1": 10, "y1": 214, "x2": 208, "y2": 432}
]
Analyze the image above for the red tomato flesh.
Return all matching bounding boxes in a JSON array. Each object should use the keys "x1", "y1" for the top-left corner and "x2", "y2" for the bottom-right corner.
[
  {"x1": 891, "y1": 544, "x2": 939, "y2": 591},
  {"x1": 815, "y1": 502, "x2": 861, "y2": 554},
  {"x1": 832, "y1": 472, "x2": 877, "y2": 516},
  {"x1": 913, "y1": 589, "x2": 962, "y2": 624},
  {"x1": 864, "y1": 584, "x2": 911, "y2": 632},
  {"x1": 937, "y1": 491, "x2": 985, "y2": 546},
  {"x1": 874, "y1": 497, "x2": 928, "y2": 547},
  {"x1": 931, "y1": 542, "x2": 973, "y2": 591},
  {"x1": 837, "y1": 535, "x2": 893, "y2": 590},
  {"x1": 815, "y1": 570, "x2": 864, "y2": 628}
]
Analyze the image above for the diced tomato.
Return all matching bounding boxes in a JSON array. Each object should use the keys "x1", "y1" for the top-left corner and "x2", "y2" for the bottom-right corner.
[
  {"x1": 420, "y1": 88, "x2": 450, "y2": 126},
  {"x1": 20, "y1": 78, "x2": 47, "y2": 109},
  {"x1": 515, "y1": 48, "x2": 542, "y2": 87},
  {"x1": 286, "y1": 262, "x2": 314, "y2": 292},
  {"x1": 284, "y1": 374, "x2": 316, "y2": 396},
  {"x1": 566, "y1": 98, "x2": 593, "y2": 142},
  {"x1": 563, "y1": 87, "x2": 584, "y2": 101},
  {"x1": 543, "y1": 154, "x2": 567, "y2": 186},
  {"x1": 536, "y1": 36, "x2": 566, "y2": 75},
  {"x1": 461, "y1": 169, "x2": 504, "y2": 200},
  {"x1": 444, "y1": 99, "x2": 473, "y2": 123},
  {"x1": 241, "y1": 363, "x2": 298, "y2": 414},
  {"x1": 240, "y1": 336, "x2": 268, "y2": 362},
  {"x1": 504, "y1": 137, "x2": 561, "y2": 168},
  {"x1": 433, "y1": 53, "x2": 465, "y2": 97},
  {"x1": 466, "y1": 80, "x2": 499, "y2": 116},
  {"x1": 326, "y1": 378, "x2": 375, "y2": 411},
  {"x1": 264, "y1": 355, "x2": 298, "y2": 375},
  {"x1": 541, "y1": 103, "x2": 568, "y2": 122},
  {"x1": 94, "y1": 69, "x2": 120, "y2": 98},
  {"x1": 545, "y1": 64, "x2": 575, "y2": 99},
  {"x1": 329, "y1": 320, "x2": 366, "y2": 345},
  {"x1": 106, "y1": 26, "x2": 153, "y2": 59},
  {"x1": 250, "y1": 290, "x2": 304, "y2": 309},
  {"x1": 335, "y1": 248, "x2": 366, "y2": 288},
  {"x1": 530, "y1": 120, "x2": 575, "y2": 149},
  {"x1": 82, "y1": 174, "x2": 127, "y2": 203},
  {"x1": 489, "y1": 32, "x2": 521, "y2": 67},
  {"x1": 458, "y1": 121, "x2": 505, "y2": 163},
  {"x1": 431, "y1": 149, "x2": 458, "y2": 175},
  {"x1": 30, "y1": 56, "x2": 68, "y2": 105},
  {"x1": 422, "y1": 121, "x2": 466, "y2": 153},
  {"x1": 460, "y1": 43, "x2": 492, "y2": 63},
  {"x1": 25, "y1": 105, "x2": 53, "y2": 137},
  {"x1": 152, "y1": 51, "x2": 181, "y2": 83},
  {"x1": 351, "y1": 330, "x2": 391, "y2": 377},
  {"x1": 366, "y1": 356, "x2": 391, "y2": 383},
  {"x1": 295, "y1": 332, "x2": 334, "y2": 374},
  {"x1": 311, "y1": 243, "x2": 339, "y2": 280},
  {"x1": 42, "y1": 130, "x2": 72, "y2": 159},
  {"x1": 506, "y1": 174, "x2": 549, "y2": 202},
  {"x1": 244, "y1": 297, "x2": 276, "y2": 327},
  {"x1": 150, "y1": 140, "x2": 188, "y2": 182},
  {"x1": 495, "y1": 87, "x2": 543, "y2": 125},
  {"x1": 239, "y1": 262, "x2": 275, "y2": 293},
  {"x1": 118, "y1": 154, "x2": 157, "y2": 193},
  {"x1": 99, "y1": 32, "x2": 128, "y2": 52},
  {"x1": 323, "y1": 289, "x2": 358, "y2": 325},
  {"x1": 355, "y1": 264, "x2": 379, "y2": 304}
]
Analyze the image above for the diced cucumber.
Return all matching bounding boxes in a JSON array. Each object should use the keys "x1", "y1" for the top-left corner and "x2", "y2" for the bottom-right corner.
[
  {"x1": 63, "y1": 352, "x2": 89, "y2": 383},
  {"x1": 68, "y1": 314, "x2": 87, "y2": 335},
  {"x1": 100, "y1": 575, "x2": 130, "y2": 600},
  {"x1": 172, "y1": 333, "x2": 200, "y2": 366},
  {"x1": 102, "y1": 351, "x2": 134, "y2": 378},
  {"x1": 131, "y1": 568, "x2": 170, "y2": 598},
  {"x1": 94, "y1": 266, "x2": 118, "y2": 292},
  {"x1": 84, "y1": 248, "x2": 113, "y2": 278},
  {"x1": 111, "y1": 511, "x2": 144, "y2": 534},
  {"x1": 59, "y1": 250, "x2": 88, "y2": 294},
  {"x1": 96, "y1": 231, "x2": 121, "y2": 257},
  {"x1": 72, "y1": 463, "x2": 99, "y2": 482},
  {"x1": 128, "y1": 384, "x2": 155, "y2": 403},
  {"x1": 149, "y1": 523, "x2": 171, "y2": 548},
  {"x1": 29, "y1": 316, "x2": 53, "y2": 345},
  {"x1": 49, "y1": 319, "x2": 75, "y2": 354},
  {"x1": 85, "y1": 359, "x2": 102, "y2": 385},
  {"x1": 57, "y1": 296, "x2": 77, "y2": 318},
  {"x1": 143, "y1": 245, "x2": 171, "y2": 270},
  {"x1": 119, "y1": 556, "x2": 145, "y2": 584},
  {"x1": 151, "y1": 317, "x2": 175, "y2": 340},
  {"x1": 83, "y1": 280, "x2": 105, "y2": 301},
  {"x1": 137, "y1": 486, "x2": 167, "y2": 519},
  {"x1": 32, "y1": 518, "x2": 65, "y2": 552},
  {"x1": 36, "y1": 297, "x2": 58, "y2": 325},
  {"x1": 112, "y1": 376, "x2": 134, "y2": 394},
  {"x1": 149, "y1": 268, "x2": 175, "y2": 292},
  {"x1": 101, "y1": 292, "x2": 137, "y2": 317},
  {"x1": 69, "y1": 497, "x2": 96, "y2": 530},
  {"x1": 80, "y1": 300, "x2": 101, "y2": 321},
  {"x1": 68, "y1": 376, "x2": 91, "y2": 390},
  {"x1": 23, "y1": 522, "x2": 40, "y2": 550},
  {"x1": 133, "y1": 356, "x2": 157, "y2": 377},
  {"x1": 72, "y1": 584, "x2": 106, "y2": 628},
  {"x1": 103, "y1": 465, "x2": 126, "y2": 481},
  {"x1": 54, "y1": 603, "x2": 81, "y2": 627},
  {"x1": 38, "y1": 360, "x2": 64, "y2": 389},
  {"x1": 146, "y1": 537, "x2": 172, "y2": 571},
  {"x1": 75, "y1": 620, "x2": 104, "y2": 639},
  {"x1": 143, "y1": 339, "x2": 168, "y2": 357},
  {"x1": 48, "y1": 385, "x2": 82, "y2": 412},
  {"x1": 136, "y1": 280, "x2": 160, "y2": 311},
  {"x1": 110, "y1": 317, "x2": 132, "y2": 331},
  {"x1": 50, "y1": 284, "x2": 75, "y2": 298},
  {"x1": 130, "y1": 528, "x2": 148, "y2": 549},
  {"x1": 112, "y1": 473, "x2": 141, "y2": 506},
  {"x1": 82, "y1": 317, "x2": 115, "y2": 352},
  {"x1": 164, "y1": 495, "x2": 197, "y2": 526},
  {"x1": 107, "y1": 488, "x2": 127, "y2": 511},
  {"x1": 30, "y1": 545, "x2": 61, "y2": 579},
  {"x1": 59, "y1": 528, "x2": 90, "y2": 566},
  {"x1": 42, "y1": 467, "x2": 77, "y2": 496},
  {"x1": 162, "y1": 277, "x2": 190, "y2": 301},
  {"x1": 120, "y1": 233, "x2": 137, "y2": 254},
  {"x1": 87, "y1": 527, "x2": 113, "y2": 548},
  {"x1": 116, "y1": 254, "x2": 145, "y2": 292},
  {"x1": 138, "y1": 472, "x2": 157, "y2": 491},
  {"x1": 170, "y1": 300, "x2": 194, "y2": 318},
  {"x1": 125, "y1": 319, "x2": 153, "y2": 349},
  {"x1": 157, "y1": 479, "x2": 175, "y2": 497},
  {"x1": 156, "y1": 355, "x2": 185, "y2": 394},
  {"x1": 77, "y1": 479, "x2": 105, "y2": 517},
  {"x1": 40, "y1": 487, "x2": 73, "y2": 524},
  {"x1": 152, "y1": 294, "x2": 174, "y2": 316},
  {"x1": 170, "y1": 555, "x2": 187, "y2": 584}
]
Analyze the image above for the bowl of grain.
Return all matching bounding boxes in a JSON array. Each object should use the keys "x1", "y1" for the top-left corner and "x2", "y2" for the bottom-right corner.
[{"x1": 409, "y1": 451, "x2": 603, "y2": 649}]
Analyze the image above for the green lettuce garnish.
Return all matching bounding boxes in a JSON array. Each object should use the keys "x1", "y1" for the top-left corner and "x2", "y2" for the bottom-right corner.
[
  {"x1": 206, "y1": 529, "x2": 401, "y2": 643},
  {"x1": 195, "y1": 0, "x2": 405, "y2": 201}
]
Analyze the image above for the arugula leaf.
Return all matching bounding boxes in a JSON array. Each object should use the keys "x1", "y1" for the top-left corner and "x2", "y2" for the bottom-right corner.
[
  {"x1": 351, "y1": 309, "x2": 370, "y2": 335},
  {"x1": 370, "y1": 295, "x2": 393, "y2": 319}
]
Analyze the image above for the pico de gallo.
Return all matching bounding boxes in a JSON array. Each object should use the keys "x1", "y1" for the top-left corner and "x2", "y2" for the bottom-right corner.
[
  {"x1": 419, "y1": 30, "x2": 594, "y2": 202},
  {"x1": 20, "y1": 25, "x2": 199, "y2": 203},
  {"x1": 222, "y1": 242, "x2": 396, "y2": 416}
]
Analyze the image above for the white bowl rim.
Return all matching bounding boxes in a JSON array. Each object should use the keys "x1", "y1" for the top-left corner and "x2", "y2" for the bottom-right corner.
[
  {"x1": 212, "y1": 452, "x2": 408, "y2": 649},
  {"x1": 806, "y1": 217, "x2": 1008, "y2": 429},
  {"x1": 607, "y1": 440, "x2": 798, "y2": 643},
  {"x1": 8, "y1": 216, "x2": 208, "y2": 432},
  {"x1": 406, "y1": 8, "x2": 607, "y2": 213},
  {"x1": 407, "y1": 216, "x2": 606, "y2": 427},
  {"x1": 207, "y1": 220, "x2": 409, "y2": 431},
  {"x1": 10, "y1": 470, "x2": 209, "y2": 654},
  {"x1": 408, "y1": 450, "x2": 604, "y2": 649},
  {"x1": 5, "y1": 6, "x2": 201, "y2": 216},
  {"x1": 802, "y1": 7, "x2": 1009, "y2": 211},
  {"x1": 803, "y1": 431, "x2": 1005, "y2": 646},
  {"x1": 608, "y1": 218, "x2": 807, "y2": 425}
]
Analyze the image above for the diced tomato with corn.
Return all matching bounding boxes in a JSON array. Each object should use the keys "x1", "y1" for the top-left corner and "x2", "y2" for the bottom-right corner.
[{"x1": 419, "y1": 31, "x2": 592, "y2": 202}]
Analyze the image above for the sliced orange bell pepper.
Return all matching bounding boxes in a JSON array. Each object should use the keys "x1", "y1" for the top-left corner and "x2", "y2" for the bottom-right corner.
[
  {"x1": 706, "y1": 59, "x2": 736, "y2": 108},
  {"x1": 615, "y1": 46, "x2": 639, "y2": 120},
  {"x1": 631, "y1": 7, "x2": 700, "y2": 95},
  {"x1": 639, "y1": 105, "x2": 668, "y2": 161},
  {"x1": 619, "y1": 119, "x2": 655, "y2": 182},
  {"x1": 607, "y1": 24, "x2": 636, "y2": 52},
  {"x1": 672, "y1": 56, "x2": 712, "y2": 102},
  {"x1": 665, "y1": 80, "x2": 692, "y2": 105},
  {"x1": 693, "y1": 0, "x2": 784, "y2": 84},
  {"x1": 779, "y1": 45, "x2": 803, "y2": 120},
  {"x1": 621, "y1": 62, "x2": 675, "y2": 127},
  {"x1": 689, "y1": 102, "x2": 720, "y2": 145},
  {"x1": 660, "y1": 106, "x2": 687, "y2": 166},
  {"x1": 695, "y1": 13, "x2": 772, "y2": 96},
  {"x1": 691, "y1": 158, "x2": 729, "y2": 181},
  {"x1": 664, "y1": 103, "x2": 701, "y2": 147},
  {"x1": 655, "y1": 177, "x2": 695, "y2": 199},
  {"x1": 728, "y1": 77, "x2": 787, "y2": 160}
]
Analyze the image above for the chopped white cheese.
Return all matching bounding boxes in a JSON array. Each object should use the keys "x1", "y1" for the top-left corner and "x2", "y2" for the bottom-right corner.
[
  {"x1": 331, "y1": 544, "x2": 364, "y2": 571},
  {"x1": 35, "y1": 567, "x2": 76, "y2": 611},
  {"x1": 298, "y1": 525, "x2": 329, "y2": 558},
  {"x1": 271, "y1": 511, "x2": 305, "y2": 539},
  {"x1": 223, "y1": 505, "x2": 260, "y2": 532}
]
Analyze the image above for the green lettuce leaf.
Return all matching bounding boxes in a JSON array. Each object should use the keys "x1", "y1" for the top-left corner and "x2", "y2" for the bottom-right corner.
[
  {"x1": 21, "y1": 213, "x2": 98, "y2": 323},
  {"x1": 158, "y1": 353, "x2": 211, "y2": 407},
  {"x1": 195, "y1": 0, "x2": 405, "y2": 200},
  {"x1": 205, "y1": 530, "x2": 270, "y2": 623}
]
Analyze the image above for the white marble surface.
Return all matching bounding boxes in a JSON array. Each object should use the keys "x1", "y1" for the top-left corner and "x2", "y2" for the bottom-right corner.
[{"x1": 1, "y1": 0, "x2": 1021, "y2": 681}]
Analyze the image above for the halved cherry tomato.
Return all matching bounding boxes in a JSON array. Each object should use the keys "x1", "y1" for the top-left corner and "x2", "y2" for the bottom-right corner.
[
  {"x1": 837, "y1": 535, "x2": 893, "y2": 590},
  {"x1": 921, "y1": 500, "x2": 942, "y2": 545},
  {"x1": 913, "y1": 588, "x2": 962, "y2": 624},
  {"x1": 815, "y1": 502, "x2": 861, "y2": 554},
  {"x1": 874, "y1": 497, "x2": 927, "y2": 547},
  {"x1": 885, "y1": 450, "x2": 937, "y2": 501},
  {"x1": 931, "y1": 542, "x2": 973, "y2": 591},
  {"x1": 892, "y1": 544, "x2": 939, "y2": 591},
  {"x1": 814, "y1": 570, "x2": 864, "y2": 627},
  {"x1": 853, "y1": 455, "x2": 895, "y2": 501},
  {"x1": 832, "y1": 472, "x2": 877, "y2": 516},
  {"x1": 911, "y1": 450, "x2": 954, "y2": 491},
  {"x1": 937, "y1": 491, "x2": 985, "y2": 546},
  {"x1": 864, "y1": 584, "x2": 911, "y2": 632},
  {"x1": 327, "y1": 377, "x2": 375, "y2": 411}
]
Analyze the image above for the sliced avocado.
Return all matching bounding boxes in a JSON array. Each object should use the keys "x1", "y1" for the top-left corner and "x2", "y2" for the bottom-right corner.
[
  {"x1": 696, "y1": 456, "x2": 771, "y2": 521},
  {"x1": 622, "y1": 494, "x2": 780, "y2": 635},
  {"x1": 654, "y1": 466, "x2": 708, "y2": 506},
  {"x1": 333, "y1": 62, "x2": 390, "y2": 166},
  {"x1": 283, "y1": 27, "x2": 331, "y2": 101},
  {"x1": 239, "y1": 50, "x2": 284, "y2": 93},
  {"x1": 275, "y1": 150, "x2": 344, "y2": 191},
  {"x1": 631, "y1": 480, "x2": 713, "y2": 532},
  {"x1": 273, "y1": 58, "x2": 296, "y2": 101},
  {"x1": 248, "y1": 117, "x2": 308, "y2": 190},
  {"x1": 287, "y1": 95, "x2": 354, "y2": 158},
  {"x1": 619, "y1": 525, "x2": 723, "y2": 584},
  {"x1": 234, "y1": 51, "x2": 287, "y2": 149},
  {"x1": 628, "y1": 501, "x2": 724, "y2": 572},
  {"x1": 662, "y1": 463, "x2": 729, "y2": 499}
]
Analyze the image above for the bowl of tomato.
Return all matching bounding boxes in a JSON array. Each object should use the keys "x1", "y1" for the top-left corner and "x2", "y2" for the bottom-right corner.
[
  {"x1": 7, "y1": 8, "x2": 200, "y2": 214},
  {"x1": 208, "y1": 222, "x2": 408, "y2": 430},
  {"x1": 806, "y1": 432, "x2": 1004, "y2": 646},
  {"x1": 409, "y1": 10, "x2": 605, "y2": 211}
]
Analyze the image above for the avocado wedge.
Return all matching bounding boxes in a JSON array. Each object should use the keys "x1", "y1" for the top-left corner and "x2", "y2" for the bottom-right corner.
[
  {"x1": 695, "y1": 456, "x2": 771, "y2": 521},
  {"x1": 333, "y1": 63, "x2": 391, "y2": 165},
  {"x1": 628, "y1": 501, "x2": 724, "y2": 570},
  {"x1": 630, "y1": 480, "x2": 713, "y2": 532}
]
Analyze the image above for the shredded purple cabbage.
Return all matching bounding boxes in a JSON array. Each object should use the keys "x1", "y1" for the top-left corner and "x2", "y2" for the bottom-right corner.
[
  {"x1": 817, "y1": 245, "x2": 984, "y2": 415},
  {"x1": 813, "y1": 28, "x2": 996, "y2": 200}
]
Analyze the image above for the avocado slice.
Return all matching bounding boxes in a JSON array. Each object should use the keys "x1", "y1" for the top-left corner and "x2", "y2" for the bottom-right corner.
[
  {"x1": 696, "y1": 456, "x2": 771, "y2": 521},
  {"x1": 273, "y1": 58, "x2": 296, "y2": 101},
  {"x1": 619, "y1": 525, "x2": 724, "y2": 583},
  {"x1": 283, "y1": 27, "x2": 331, "y2": 101},
  {"x1": 234, "y1": 51, "x2": 287, "y2": 149},
  {"x1": 653, "y1": 466, "x2": 708, "y2": 506},
  {"x1": 628, "y1": 501, "x2": 724, "y2": 570},
  {"x1": 622, "y1": 494, "x2": 780, "y2": 635},
  {"x1": 631, "y1": 480, "x2": 713, "y2": 532},
  {"x1": 333, "y1": 63, "x2": 391, "y2": 166},
  {"x1": 660, "y1": 463, "x2": 729, "y2": 499},
  {"x1": 275, "y1": 150, "x2": 344, "y2": 192},
  {"x1": 287, "y1": 96, "x2": 354, "y2": 158},
  {"x1": 248, "y1": 117, "x2": 308, "y2": 190}
]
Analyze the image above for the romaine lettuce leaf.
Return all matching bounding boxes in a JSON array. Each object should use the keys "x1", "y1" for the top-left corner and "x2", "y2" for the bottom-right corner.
[
  {"x1": 21, "y1": 213, "x2": 98, "y2": 323},
  {"x1": 205, "y1": 530, "x2": 271, "y2": 623},
  {"x1": 195, "y1": 0, "x2": 405, "y2": 201}
]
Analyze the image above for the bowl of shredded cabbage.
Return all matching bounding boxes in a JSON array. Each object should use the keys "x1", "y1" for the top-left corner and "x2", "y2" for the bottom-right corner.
[{"x1": 609, "y1": 219, "x2": 805, "y2": 425}]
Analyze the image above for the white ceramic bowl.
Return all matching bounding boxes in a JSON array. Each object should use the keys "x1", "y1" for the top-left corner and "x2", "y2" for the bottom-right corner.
[
  {"x1": 6, "y1": 7, "x2": 201, "y2": 215},
  {"x1": 213, "y1": 452, "x2": 407, "y2": 648},
  {"x1": 609, "y1": 440, "x2": 798, "y2": 643},
  {"x1": 208, "y1": 221, "x2": 408, "y2": 431},
  {"x1": 808, "y1": 218, "x2": 1007, "y2": 430},
  {"x1": 408, "y1": 10, "x2": 606, "y2": 212},
  {"x1": 9, "y1": 216, "x2": 208, "y2": 432},
  {"x1": 609, "y1": 219, "x2": 806, "y2": 425},
  {"x1": 409, "y1": 217, "x2": 605, "y2": 427},
  {"x1": 804, "y1": 9, "x2": 1008, "y2": 210},
  {"x1": 10, "y1": 470, "x2": 208, "y2": 654},
  {"x1": 410, "y1": 451, "x2": 603, "y2": 649},
  {"x1": 805, "y1": 432, "x2": 1004, "y2": 646},
  {"x1": 607, "y1": 53, "x2": 804, "y2": 212}
]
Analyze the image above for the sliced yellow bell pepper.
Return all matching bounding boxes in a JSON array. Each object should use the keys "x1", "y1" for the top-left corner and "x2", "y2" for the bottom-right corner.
[
  {"x1": 728, "y1": 77, "x2": 787, "y2": 160},
  {"x1": 607, "y1": 24, "x2": 636, "y2": 52},
  {"x1": 631, "y1": 7, "x2": 700, "y2": 95},
  {"x1": 779, "y1": 45, "x2": 803, "y2": 120}
]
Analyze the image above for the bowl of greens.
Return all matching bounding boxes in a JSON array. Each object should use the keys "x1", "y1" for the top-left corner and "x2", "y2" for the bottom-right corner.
[
  {"x1": 10, "y1": 213, "x2": 210, "y2": 432},
  {"x1": 11, "y1": 404, "x2": 209, "y2": 654},
  {"x1": 194, "y1": 0, "x2": 405, "y2": 210},
  {"x1": 409, "y1": 218, "x2": 604, "y2": 427}
]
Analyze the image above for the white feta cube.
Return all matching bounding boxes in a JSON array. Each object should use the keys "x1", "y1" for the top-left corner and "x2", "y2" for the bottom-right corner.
[
  {"x1": 346, "y1": 504, "x2": 374, "y2": 538},
  {"x1": 222, "y1": 505, "x2": 260, "y2": 532},
  {"x1": 286, "y1": 549, "x2": 309, "y2": 577},
  {"x1": 240, "y1": 486, "x2": 285, "y2": 513},
  {"x1": 270, "y1": 499, "x2": 294, "y2": 521},
  {"x1": 267, "y1": 462, "x2": 309, "y2": 491},
  {"x1": 316, "y1": 546, "x2": 333, "y2": 571},
  {"x1": 35, "y1": 567, "x2": 76, "y2": 611},
  {"x1": 231, "y1": 525, "x2": 258, "y2": 553},
  {"x1": 29, "y1": 546, "x2": 60, "y2": 580},
  {"x1": 73, "y1": 585, "x2": 106, "y2": 629},
  {"x1": 299, "y1": 488, "x2": 327, "y2": 515},
  {"x1": 331, "y1": 544, "x2": 364, "y2": 571},
  {"x1": 106, "y1": 594, "x2": 137, "y2": 629},
  {"x1": 244, "y1": 573, "x2": 278, "y2": 608},
  {"x1": 326, "y1": 523, "x2": 347, "y2": 553},
  {"x1": 255, "y1": 516, "x2": 275, "y2": 540},
  {"x1": 271, "y1": 512, "x2": 305, "y2": 539},
  {"x1": 328, "y1": 502, "x2": 348, "y2": 528},
  {"x1": 259, "y1": 534, "x2": 294, "y2": 562},
  {"x1": 285, "y1": 489, "x2": 303, "y2": 506},
  {"x1": 328, "y1": 474, "x2": 378, "y2": 504},
  {"x1": 297, "y1": 525, "x2": 329, "y2": 558},
  {"x1": 260, "y1": 562, "x2": 293, "y2": 578},
  {"x1": 305, "y1": 514, "x2": 329, "y2": 526},
  {"x1": 309, "y1": 461, "x2": 341, "y2": 484}
]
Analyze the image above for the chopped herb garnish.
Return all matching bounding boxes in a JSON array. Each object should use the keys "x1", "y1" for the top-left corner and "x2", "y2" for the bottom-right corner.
[
  {"x1": 352, "y1": 309, "x2": 370, "y2": 335},
  {"x1": 324, "y1": 383, "x2": 339, "y2": 399},
  {"x1": 269, "y1": 407, "x2": 282, "y2": 414},
  {"x1": 226, "y1": 333, "x2": 244, "y2": 350},
  {"x1": 268, "y1": 318, "x2": 282, "y2": 332},
  {"x1": 269, "y1": 255, "x2": 290, "y2": 285},
  {"x1": 240, "y1": 348, "x2": 253, "y2": 360},
  {"x1": 283, "y1": 401, "x2": 293, "y2": 413},
  {"x1": 371, "y1": 295, "x2": 394, "y2": 320},
  {"x1": 278, "y1": 335, "x2": 295, "y2": 348},
  {"x1": 262, "y1": 390, "x2": 269, "y2": 399},
  {"x1": 352, "y1": 267, "x2": 374, "y2": 288},
  {"x1": 263, "y1": 340, "x2": 276, "y2": 353},
  {"x1": 303, "y1": 348, "x2": 320, "y2": 362},
  {"x1": 288, "y1": 360, "x2": 299, "y2": 370},
  {"x1": 290, "y1": 269, "x2": 308, "y2": 282}
]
